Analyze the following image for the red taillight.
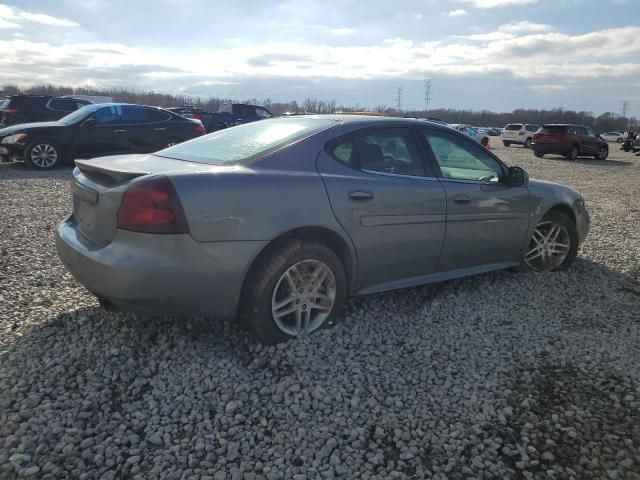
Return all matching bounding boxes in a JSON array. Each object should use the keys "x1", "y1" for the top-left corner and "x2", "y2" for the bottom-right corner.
[
  {"x1": 2, "y1": 109, "x2": 16, "y2": 115},
  {"x1": 193, "y1": 113, "x2": 202, "y2": 119},
  {"x1": 195, "y1": 124, "x2": 205, "y2": 133},
  {"x1": 117, "y1": 176, "x2": 189, "y2": 234}
]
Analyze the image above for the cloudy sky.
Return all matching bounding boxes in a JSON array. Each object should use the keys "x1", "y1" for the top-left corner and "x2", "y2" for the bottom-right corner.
[{"x1": 1, "y1": 0, "x2": 639, "y2": 114}]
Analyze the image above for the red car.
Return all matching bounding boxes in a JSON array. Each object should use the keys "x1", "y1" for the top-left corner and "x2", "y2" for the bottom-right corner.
[{"x1": 532, "y1": 124, "x2": 609, "y2": 160}]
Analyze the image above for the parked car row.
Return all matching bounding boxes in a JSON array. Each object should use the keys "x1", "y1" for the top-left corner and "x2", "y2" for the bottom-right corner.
[{"x1": 0, "y1": 95, "x2": 274, "y2": 169}]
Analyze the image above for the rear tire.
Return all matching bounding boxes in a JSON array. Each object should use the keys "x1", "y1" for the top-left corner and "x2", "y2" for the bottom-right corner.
[
  {"x1": 503, "y1": 141, "x2": 511, "y2": 147},
  {"x1": 616, "y1": 138, "x2": 624, "y2": 143},
  {"x1": 24, "y1": 140, "x2": 62, "y2": 170},
  {"x1": 240, "y1": 239, "x2": 347, "y2": 344},
  {"x1": 566, "y1": 145, "x2": 579, "y2": 160},
  {"x1": 534, "y1": 151, "x2": 544, "y2": 158}
]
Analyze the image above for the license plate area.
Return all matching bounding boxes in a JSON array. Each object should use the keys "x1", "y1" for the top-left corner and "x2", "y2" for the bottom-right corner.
[{"x1": 72, "y1": 182, "x2": 98, "y2": 232}]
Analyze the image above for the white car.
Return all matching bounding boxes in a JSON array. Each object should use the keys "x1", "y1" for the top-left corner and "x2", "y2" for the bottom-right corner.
[
  {"x1": 448, "y1": 124, "x2": 490, "y2": 147},
  {"x1": 601, "y1": 131, "x2": 625, "y2": 143},
  {"x1": 501, "y1": 123, "x2": 541, "y2": 148}
]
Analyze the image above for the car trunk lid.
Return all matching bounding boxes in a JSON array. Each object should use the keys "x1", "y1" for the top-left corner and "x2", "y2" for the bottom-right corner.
[{"x1": 72, "y1": 154, "x2": 206, "y2": 245}]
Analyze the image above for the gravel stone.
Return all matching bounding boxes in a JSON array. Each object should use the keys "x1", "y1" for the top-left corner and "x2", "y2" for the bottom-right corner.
[{"x1": 1, "y1": 148, "x2": 639, "y2": 477}]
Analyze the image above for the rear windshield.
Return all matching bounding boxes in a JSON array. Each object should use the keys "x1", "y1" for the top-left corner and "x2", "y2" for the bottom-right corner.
[
  {"x1": 504, "y1": 124, "x2": 522, "y2": 130},
  {"x1": 156, "y1": 117, "x2": 339, "y2": 165}
]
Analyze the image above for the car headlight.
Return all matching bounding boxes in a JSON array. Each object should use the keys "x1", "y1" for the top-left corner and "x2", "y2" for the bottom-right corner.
[{"x1": 1, "y1": 133, "x2": 28, "y2": 144}]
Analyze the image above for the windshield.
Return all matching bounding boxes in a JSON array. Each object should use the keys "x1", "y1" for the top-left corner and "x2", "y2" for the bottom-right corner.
[
  {"x1": 155, "y1": 117, "x2": 339, "y2": 165},
  {"x1": 58, "y1": 105, "x2": 98, "y2": 125}
]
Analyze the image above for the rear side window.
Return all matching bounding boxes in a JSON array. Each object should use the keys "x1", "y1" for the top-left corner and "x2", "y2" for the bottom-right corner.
[
  {"x1": 147, "y1": 108, "x2": 171, "y2": 122},
  {"x1": 525, "y1": 124, "x2": 540, "y2": 132},
  {"x1": 505, "y1": 124, "x2": 523, "y2": 131},
  {"x1": 121, "y1": 106, "x2": 149, "y2": 122},
  {"x1": 48, "y1": 98, "x2": 77, "y2": 112},
  {"x1": 353, "y1": 128, "x2": 425, "y2": 177},
  {"x1": 328, "y1": 138, "x2": 357, "y2": 168}
]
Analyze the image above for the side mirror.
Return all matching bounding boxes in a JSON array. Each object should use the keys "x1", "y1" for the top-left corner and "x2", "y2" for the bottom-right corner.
[
  {"x1": 507, "y1": 166, "x2": 528, "y2": 187},
  {"x1": 82, "y1": 118, "x2": 97, "y2": 128}
]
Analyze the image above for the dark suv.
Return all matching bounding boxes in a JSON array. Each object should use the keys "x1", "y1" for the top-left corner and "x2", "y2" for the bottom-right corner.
[
  {"x1": 532, "y1": 124, "x2": 609, "y2": 160},
  {"x1": 0, "y1": 95, "x2": 92, "y2": 127}
]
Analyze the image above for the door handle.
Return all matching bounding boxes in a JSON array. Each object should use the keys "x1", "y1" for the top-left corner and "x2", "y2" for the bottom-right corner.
[
  {"x1": 453, "y1": 194, "x2": 471, "y2": 204},
  {"x1": 348, "y1": 190, "x2": 374, "y2": 202},
  {"x1": 113, "y1": 129, "x2": 127, "y2": 133},
  {"x1": 154, "y1": 127, "x2": 166, "y2": 131}
]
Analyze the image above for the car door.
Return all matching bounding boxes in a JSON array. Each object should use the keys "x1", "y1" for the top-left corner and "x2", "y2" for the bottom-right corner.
[
  {"x1": 583, "y1": 127, "x2": 601, "y2": 154},
  {"x1": 114, "y1": 105, "x2": 158, "y2": 153},
  {"x1": 73, "y1": 105, "x2": 124, "y2": 158},
  {"x1": 317, "y1": 127, "x2": 447, "y2": 292},
  {"x1": 418, "y1": 127, "x2": 530, "y2": 272}
]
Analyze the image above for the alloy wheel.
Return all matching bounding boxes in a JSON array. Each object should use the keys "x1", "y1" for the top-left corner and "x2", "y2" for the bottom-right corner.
[
  {"x1": 524, "y1": 221, "x2": 571, "y2": 271},
  {"x1": 598, "y1": 147, "x2": 608, "y2": 160},
  {"x1": 271, "y1": 259, "x2": 336, "y2": 337},
  {"x1": 30, "y1": 143, "x2": 58, "y2": 168}
]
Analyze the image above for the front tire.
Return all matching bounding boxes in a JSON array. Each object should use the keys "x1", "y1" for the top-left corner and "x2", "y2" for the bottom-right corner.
[
  {"x1": 241, "y1": 239, "x2": 347, "y2": 344},
  {"x1": 616, "y1": 138, "x2": 624, "y2": 143},
  {"x1": 595, "y1": 146, "x2": 608, "y2": 160},
  {"x1": 521, "y1": 211, "x2": 578, "y2": 272},
  {"x1": 503, "y1": 141, "x2": 511, "y2": 147},
  {"x1": 481, "y1": 137, "x2": 489, "y2": 147},
  {"x1": 24, "y1": 140, "x2": 62, "y2": 170},
  {"x1": 524, "y1": 138, "x2": 532, "y2": 149}
]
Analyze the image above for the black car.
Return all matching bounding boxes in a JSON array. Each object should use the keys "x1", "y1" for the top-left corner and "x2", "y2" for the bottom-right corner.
[
  {"x1": 0, "y1": 95, "x2": 92, "y2": 127},
  {"x1": 0, "y1": 103, "x2": 206, "y2": 169},
  {"x1": 166, "y1": 106, "x2": 227, "y2": 132}
]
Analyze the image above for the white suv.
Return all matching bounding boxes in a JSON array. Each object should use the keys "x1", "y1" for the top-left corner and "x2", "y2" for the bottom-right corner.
[{"x1": 502, "y1": 123, "x2": 541, "y2": 148}]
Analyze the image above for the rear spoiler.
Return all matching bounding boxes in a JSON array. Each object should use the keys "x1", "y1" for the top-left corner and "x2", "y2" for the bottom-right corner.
[{"x1": 75, "y1": 158, "x2": 149, "y2": 183}]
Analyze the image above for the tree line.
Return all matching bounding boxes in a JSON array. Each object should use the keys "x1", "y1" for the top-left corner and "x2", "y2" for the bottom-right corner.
[{"x1": 2, "y1": 83, "x2": 635, "y2": 133}]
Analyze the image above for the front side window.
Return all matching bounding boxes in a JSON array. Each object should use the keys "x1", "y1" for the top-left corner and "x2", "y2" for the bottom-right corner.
[
  {"x1": 585, "y1": 127, "x2": 598, "y2": 138},
  {"x1": 93, "y1": 105, "x2": 124, "y2": 125},
  {"x1": 525, "y1": 124, "x2": 540, "y2": 132},
  {"x1": 421, "y1": 129, "x2": 503, "y2": 183},
  {"x1": 353, "y1": 128, "x2": 425, "y2": 176}
]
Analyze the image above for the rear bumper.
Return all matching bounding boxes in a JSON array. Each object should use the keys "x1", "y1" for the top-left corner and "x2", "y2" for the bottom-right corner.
[
  {"x1": 55, "y1": 216, "x2": 267, "y2": 318},
  {"x1": 531, "y1": 143, "x2": 570, "y2": 155}
]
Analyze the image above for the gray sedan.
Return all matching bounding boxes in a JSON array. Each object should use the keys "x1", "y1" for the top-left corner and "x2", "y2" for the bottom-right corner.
[{"x1": 56, "y1": 116, "x2": 590, "y2": 343}]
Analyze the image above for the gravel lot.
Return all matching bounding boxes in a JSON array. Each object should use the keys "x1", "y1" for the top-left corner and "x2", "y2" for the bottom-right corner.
[{"x1": 1, "y1": 142, "x2": 639, "y2": 480}]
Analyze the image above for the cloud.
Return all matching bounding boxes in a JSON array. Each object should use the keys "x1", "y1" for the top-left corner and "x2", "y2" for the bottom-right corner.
[
  {"x1": 447, "y1": 9, "x2": 468, "y2": 17},
  {"x1": 498, "y1": 21, "x2": 552, "y2": 33},
  {"x1": 0, "y1": 3, "x2": 78, "y2": 28},
  {"x1": 247, "y1": 54, "x2": 313, "y2": 67},
  {"x1": 329, "y1": 27, "x2": 356, "y2": 36},
  {"x1": 460, "y1": 0, "x2": 539, "y2": 7}
]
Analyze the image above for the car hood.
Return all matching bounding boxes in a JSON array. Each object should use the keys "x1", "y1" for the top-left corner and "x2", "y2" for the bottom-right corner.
[{"x1": 0, "y1": 122, "x2": 65, "y2": 136}]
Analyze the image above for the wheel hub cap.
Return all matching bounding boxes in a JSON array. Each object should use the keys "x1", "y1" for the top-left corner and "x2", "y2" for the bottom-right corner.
[
  {"x1": 271, "y1": 259, "x2": 336, "y2": 337},
  {"x1": 524, "y1": 221, "x2": 571, "y2": 271},
  {"x1": 30, "y1": 144, "x2": 57, "y2": 168}
]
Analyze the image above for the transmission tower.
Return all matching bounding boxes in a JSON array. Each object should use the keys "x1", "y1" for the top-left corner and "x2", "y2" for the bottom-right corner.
[
  {"x1": 622, "y1": 100, "x2": 629, "y2": 117},
  {"x1": 424, "y1": 78, "x2": 433, "y2": 113},
  {"x1": 396, "y1": 87, "x2": 404, "y2": 112}
]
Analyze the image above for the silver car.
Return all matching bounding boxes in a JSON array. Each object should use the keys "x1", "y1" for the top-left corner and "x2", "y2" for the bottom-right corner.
[{"x1": 56, "y1": 116, "x2": 590, "y2": 343}]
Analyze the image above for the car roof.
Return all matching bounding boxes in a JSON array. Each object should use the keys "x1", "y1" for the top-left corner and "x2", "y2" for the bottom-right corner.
[{"x1": 296, "y1": 114, "x2": 454, "y2": 130}]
